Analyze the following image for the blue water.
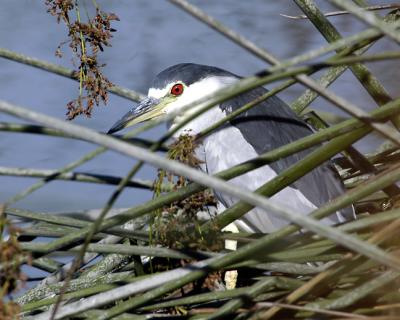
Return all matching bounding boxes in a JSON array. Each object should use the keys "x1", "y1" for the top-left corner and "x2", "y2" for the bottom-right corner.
[{"x1": 0, "y1": 0, "x2": 398, "y2": 213}]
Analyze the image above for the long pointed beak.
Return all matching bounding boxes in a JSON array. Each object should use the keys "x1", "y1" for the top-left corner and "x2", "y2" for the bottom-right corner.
[{"x1": 107, "y1": 97, "x2": 165, "y2": 134}]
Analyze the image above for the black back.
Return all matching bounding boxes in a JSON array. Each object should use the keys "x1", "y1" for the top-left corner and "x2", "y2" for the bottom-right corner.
[{"x1": 220, "y1": 86, "x2": 354, "y2": 220}]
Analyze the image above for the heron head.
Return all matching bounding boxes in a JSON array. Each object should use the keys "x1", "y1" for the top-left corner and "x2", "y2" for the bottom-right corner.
[{"x1": 107, "y1": 63, "x2": 236, "y2": 134}]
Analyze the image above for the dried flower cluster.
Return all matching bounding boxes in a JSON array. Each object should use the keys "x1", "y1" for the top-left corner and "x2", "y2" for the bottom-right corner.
[
  {"x1": 153, "y1": 135, "x2": 222, "y2": 251},
  {"x1": 0, "y1": 301, "x2": 20, "y2": 320},
  {"x1": 45, "y1": 0, "x2": 119, "y2": 119},
  {"x1": 0, "y1": 211, "x2": 30, "y2": 320}
]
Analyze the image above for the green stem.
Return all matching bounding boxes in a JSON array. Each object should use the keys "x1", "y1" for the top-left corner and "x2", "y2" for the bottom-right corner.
[
  {"x1": 3, "y1": 96, "x2": 399, "y2": 260},
  {"x1": 294, "y1": 0, "x2": 400, "y2": 127}
]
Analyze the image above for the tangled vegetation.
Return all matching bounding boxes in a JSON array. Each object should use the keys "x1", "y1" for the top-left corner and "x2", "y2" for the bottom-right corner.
[
  {"x1": 2, "y1": 1, "x2": 400, "y2": 319},
  {"x1": 152, "y1": 134, "x2": 222, "y2": 252},
  {"x1": 0, "y1": 209, "x2": 30, "y2": 320}
]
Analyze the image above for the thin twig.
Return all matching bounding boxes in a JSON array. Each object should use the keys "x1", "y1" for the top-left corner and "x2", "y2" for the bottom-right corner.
[
  {"x1": 5, "y1": 146, "x2": 106, "y2": 205},
  {"x1": 0, "y1": 122, "x2": 167, "y2": 150},
  {"x1": 330, "y1": 0, "x2": 400, "y2": 44},
  {"x1": 254, "y1": 301, "x2": 368, "y2": 318},
  {"x1": 0, "y1": 166, "x2": 165, "y2": 190},
  {"x1": 280, "y1": 3, "x2": 400, "y2": 19},
  {"x1": 0, "y1": 48, "x2": 144, "y2": 102}
]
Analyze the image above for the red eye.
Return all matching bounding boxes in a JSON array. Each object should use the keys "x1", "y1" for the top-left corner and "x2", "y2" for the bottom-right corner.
[{"x1": 170, "y1": 83, "x2": 184, "y2": 96}]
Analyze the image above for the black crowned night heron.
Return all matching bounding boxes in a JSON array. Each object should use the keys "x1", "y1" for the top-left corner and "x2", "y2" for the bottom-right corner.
[{"x1": 108, "y1": 63, "x2": 354, "y2": 233}]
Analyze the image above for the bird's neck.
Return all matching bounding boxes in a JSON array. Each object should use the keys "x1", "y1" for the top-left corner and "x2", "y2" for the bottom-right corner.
[
  {"x1": 169, "y1": 105, "x2": 227, "y2": 139},
  {"x1": 168, "y1": 76, "x2": 237, "y2": 138}
]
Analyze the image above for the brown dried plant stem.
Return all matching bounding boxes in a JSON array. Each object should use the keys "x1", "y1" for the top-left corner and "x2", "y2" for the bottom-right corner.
[{"x1": 259, "y1": 215, "x2": 400, "y2": 319}]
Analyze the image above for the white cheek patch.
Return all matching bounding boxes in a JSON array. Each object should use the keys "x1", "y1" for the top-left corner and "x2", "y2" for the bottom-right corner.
[
  {"x1": 148, "y1": 87, "x2": 169, "y2": 99},
  {"x1": 165, "y1": 76, "x2": 238, "y2": 114},
  {"x1": 185, "y1": 76, "x2": 237, "y2": 100},
  {"x1": 149, "y1": 76, "x2": 237, "y2": 102}
]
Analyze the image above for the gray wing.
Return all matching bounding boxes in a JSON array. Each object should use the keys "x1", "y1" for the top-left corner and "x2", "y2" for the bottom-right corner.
[{"x1": 219, "y1": 86, "x2": 354, "y2": 222}]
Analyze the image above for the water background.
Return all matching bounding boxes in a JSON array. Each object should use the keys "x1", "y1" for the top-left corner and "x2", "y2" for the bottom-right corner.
[{"x1": 1, "y1": 0, "x2": 399, "y2": 213}]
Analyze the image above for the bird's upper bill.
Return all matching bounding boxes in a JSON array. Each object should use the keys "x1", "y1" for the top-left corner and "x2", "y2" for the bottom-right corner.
[
  {"x1": 107, "y1": 96, "x2": 170, "y2": 134},
  {"x1": 107, "y1": 81, "x2": 188, "y2": 134}
]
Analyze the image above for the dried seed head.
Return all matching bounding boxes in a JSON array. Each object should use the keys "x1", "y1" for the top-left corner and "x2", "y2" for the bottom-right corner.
[
  {"x1": 45, "y1": 1, "x2": 118, "y2": 119},
  {"x1": 152, "y1": 134, "x2": 222, "y2": 252}
]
